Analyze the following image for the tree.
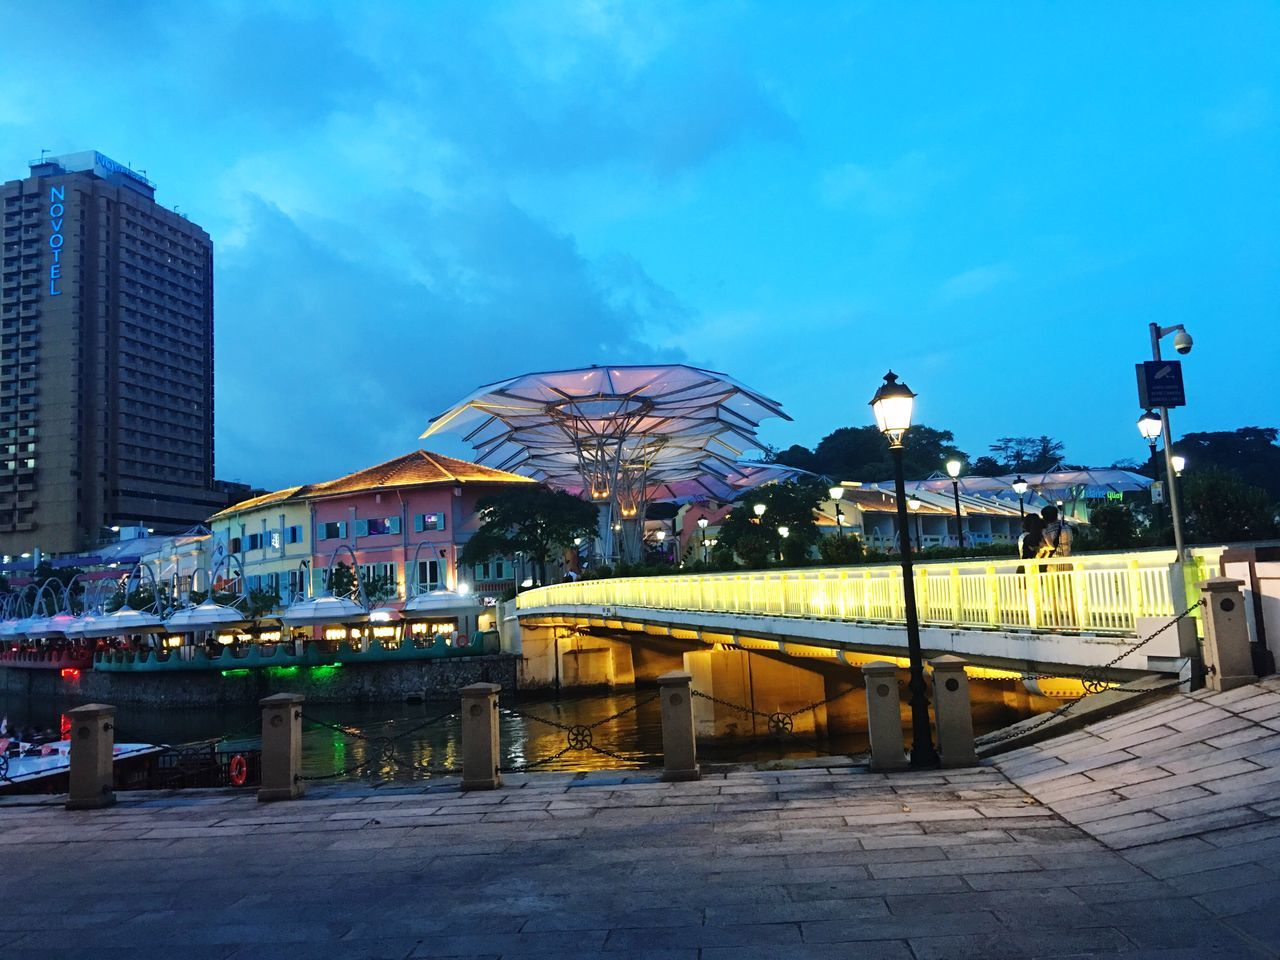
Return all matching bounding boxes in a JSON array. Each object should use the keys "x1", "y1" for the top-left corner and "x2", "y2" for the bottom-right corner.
[
  {"x1": 818, "y1": 532, "x2": 866, "y2": 565},
  {"x1": 987, "y1": 436, "x2": 1065, "y2": 473},
  {"x1": 1074, "y1": 502, "x2": 1140, "y2": 551},
  {"x1": 775, "y1": 424, "x2": 967, "y2": 482},
  {"x1": 1182, "y1": 467, "x2": 1278, "y2": 543},
  {"x1": 716, "y1": 478, "x2": 826, "y2": 568},
  {"x1": 460, "y1": 485, "x2": 598, "y2": 586},
  {"x1": 1177, "y1": 428, "x2": 1280, "y2": 502}
]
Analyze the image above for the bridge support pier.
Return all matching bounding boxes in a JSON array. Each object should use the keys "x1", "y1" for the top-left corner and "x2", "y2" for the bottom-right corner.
[
  {"x1": 685, "y1": 647, "x2": 828, "y2": 740},
  {"x1": 517, "y1": 625, "x2": 636, "y2": 690},
  {"x1": 1200, "y1": 578, "x2": 1257, "y2": 693},
  {"x1": 862, "y1": 662, "x2": 908, "y2": 771},
  {"x1": 66, "y1": 703, "x2": 117, "y2": 810},
  {"x1": 930, "y1": 655, "x2": 978, "y2": 768}
]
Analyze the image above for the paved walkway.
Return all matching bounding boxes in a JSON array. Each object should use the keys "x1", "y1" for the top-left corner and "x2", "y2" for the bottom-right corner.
[{"x1": 4, "y1": 682, "x2": 1280, "y2": 959}]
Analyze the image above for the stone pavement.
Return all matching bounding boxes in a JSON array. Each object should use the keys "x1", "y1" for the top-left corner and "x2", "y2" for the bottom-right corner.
[{"x1": 4, "y1": 684, "x2": 1280, "y2": 959}]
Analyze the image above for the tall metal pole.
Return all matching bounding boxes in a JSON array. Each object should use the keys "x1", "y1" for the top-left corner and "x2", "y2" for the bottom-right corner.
[
  {"x1": 892, "y1": 448, "x2": 939, "y2": 769},
  {"x1": 950, "y1": 478, "x2": 965, "y2": 549},
  {"x1": 1151, "y1": 323, "x2": 1187, "y2": 558}
]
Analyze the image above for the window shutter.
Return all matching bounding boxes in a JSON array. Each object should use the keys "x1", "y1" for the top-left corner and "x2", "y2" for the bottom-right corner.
[
  {"x1": 355, "y1": 520, "x2": 368, "y2": 537},
  {"x1": 414, "y1": 514, "x2": 424, "y2": 533},
  {"x1": 389, "y1": 517, "x2": 401, "y2": 534}
]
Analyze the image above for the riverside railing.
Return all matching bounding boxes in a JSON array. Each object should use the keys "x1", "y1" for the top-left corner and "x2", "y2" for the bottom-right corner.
[{"x1": 516, "y1": 550, "x2": 1188, "y2": 636}]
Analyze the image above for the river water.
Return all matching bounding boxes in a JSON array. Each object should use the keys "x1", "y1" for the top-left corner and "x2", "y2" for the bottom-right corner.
[{"x1": 0, "y1": 684, "x2": 1042, "y2": 782}]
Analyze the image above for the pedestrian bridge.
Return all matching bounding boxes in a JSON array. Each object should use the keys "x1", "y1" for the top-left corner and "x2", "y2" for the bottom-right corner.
[{"x1": 511, "y1": 550, "x2": 1213, "y2": 681}]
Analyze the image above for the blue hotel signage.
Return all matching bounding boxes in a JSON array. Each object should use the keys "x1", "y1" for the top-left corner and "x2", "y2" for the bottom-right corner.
[{"x1": 48, "y1": 184, "x2": 65, "y2": 296}]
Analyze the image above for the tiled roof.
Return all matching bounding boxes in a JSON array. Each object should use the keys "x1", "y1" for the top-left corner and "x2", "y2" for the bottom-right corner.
[
  {"x1": 209, "y1": 486, "x2": 306, "y2": 520},
  {"x1": 211, "y1": 451, "x2": 535, "y2": 519},
  {"x1": 307, "y1": 450, "x2": 535, "y2": 499}
]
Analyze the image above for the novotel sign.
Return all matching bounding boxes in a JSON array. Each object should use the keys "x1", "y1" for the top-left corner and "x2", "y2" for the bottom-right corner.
[{"x1": 48, "y1": 184, "x2": 65, "y2": 297}]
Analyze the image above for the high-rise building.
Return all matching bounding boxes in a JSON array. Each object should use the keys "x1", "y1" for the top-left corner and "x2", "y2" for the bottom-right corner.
[{"x1": 0, "y1": 151, "x2": 227, "y2": 555}]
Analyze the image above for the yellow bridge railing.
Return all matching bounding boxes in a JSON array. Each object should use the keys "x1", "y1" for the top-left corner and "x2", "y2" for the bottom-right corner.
[{"x1": 515, "y1": 551, "x2": 1186, "y2": 636}]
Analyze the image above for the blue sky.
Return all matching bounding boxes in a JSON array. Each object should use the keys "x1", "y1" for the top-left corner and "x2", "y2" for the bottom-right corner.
[{"x1": 2, "y1": 1, "x2": 1276, "y2": 488}]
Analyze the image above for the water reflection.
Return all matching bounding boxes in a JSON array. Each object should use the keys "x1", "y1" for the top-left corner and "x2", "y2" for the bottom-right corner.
[{"x1": 0, "y1": 681, "x2": 1045, "y2": 783}]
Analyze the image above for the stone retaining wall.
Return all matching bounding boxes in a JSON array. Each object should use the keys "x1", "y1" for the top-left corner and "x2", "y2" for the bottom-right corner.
[{"x1": 0, "y1": 655, "x2": 518, "y2": 706}]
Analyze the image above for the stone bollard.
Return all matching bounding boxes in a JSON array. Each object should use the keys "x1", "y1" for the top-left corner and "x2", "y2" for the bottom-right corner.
[
  {"x1": 657, "y1": 670, "x2": 700, "y2": 782},
  {"x1": 1200, "y1": 578, "x2": 1257, "y2": 692},
  {"x1": 862, "y1": 661, "x2": 908, "y2": 771},
  {"x1": 66, "y1": 703, "x2": 117, "y2": 810},
  {"x1": 461, "y1": 682, "x2": 502, "y2": 790},
  {"x1": 929, "y1": 655, "x2": 979, "y2": 768},
  {"x1": 258, "y1": 693, "x2": 304, "y2": 802}
]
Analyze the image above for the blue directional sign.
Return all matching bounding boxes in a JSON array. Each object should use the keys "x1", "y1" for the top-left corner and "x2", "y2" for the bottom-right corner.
[{"x1": 1136, "y1": 360, "x2": 1186, "y2": 409}]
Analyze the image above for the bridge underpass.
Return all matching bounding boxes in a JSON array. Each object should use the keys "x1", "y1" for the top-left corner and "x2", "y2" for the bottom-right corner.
[{"x1": 505, "y1": 550, "x2": 1214, "y2": 742}]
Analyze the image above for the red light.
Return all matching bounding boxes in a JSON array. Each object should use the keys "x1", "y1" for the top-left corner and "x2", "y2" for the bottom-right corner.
[{"x1": 60, "y1": 668, "x2": 81, "y2": 680}]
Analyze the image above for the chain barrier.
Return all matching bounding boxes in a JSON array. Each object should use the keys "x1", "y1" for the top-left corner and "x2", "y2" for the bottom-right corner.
[
  {"x1": 979, "y1": 598, "x2": 1205, "y2": 746},
  {"x1": 500, "y1": 694, "x2": 660, "y2": 771},
  {"x1": 690, "y1": 683, "x2": 860, "y2": 739},
  {"x1": 296, "y1": 710, "x2": 461, "y2": 783}
]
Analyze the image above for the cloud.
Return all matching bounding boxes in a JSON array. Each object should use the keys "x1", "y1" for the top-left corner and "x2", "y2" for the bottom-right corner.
[
  {"x1": 936, "y1": 262, "x2": 1016, "y2": 302},
  {"x1": 214, "y1": 193, "x2": 686, "y2": 487},
  {"x1": 818, "y1": 151, "x2": 948, "y2": 217},
  {"x1": 1206, "y1": 87, "x2": 1274, "y2": 137}
]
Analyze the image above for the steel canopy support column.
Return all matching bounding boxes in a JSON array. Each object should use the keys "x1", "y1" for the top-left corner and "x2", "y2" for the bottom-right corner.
[{"x1": 597, "y1": 503, "x2": 615, "y2": 566}]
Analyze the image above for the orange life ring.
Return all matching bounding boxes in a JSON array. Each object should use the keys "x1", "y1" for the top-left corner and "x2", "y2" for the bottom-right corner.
[{"x1": 228, "y1": 753, "x2": 249, "y2": 787}]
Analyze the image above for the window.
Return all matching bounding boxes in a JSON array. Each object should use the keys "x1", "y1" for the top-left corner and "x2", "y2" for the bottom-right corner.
[
  {"x1": 287, "y1": 564, "x2": 309, "y2": 601},
  {"x1": 355, "y1": 516, "x2": 401, "y2": 537},
  {"x1": 413, "y1": 512, "x2": 446, "y2": 532},
  {"x1": 285, "y1": 525, "x2": 303, "y2": 544},
  {"x1": 317, "y1": 520, "x2": 346, "y2": 540},
  {"x1": 415, "y1": 559, "x2": 443, "y2": 593},
  {"x1": 474, "y1": 560, "x2": 509, "y2": 581},
  {"x1": 359, "y1": 562, "x2": 399, "y2": 596},
  {"x1": 228, "y1": 536, "x2": 241, "y2": 553},
  {"x1": 245, "y1": 532, "x2": 264, "y2": 551}
]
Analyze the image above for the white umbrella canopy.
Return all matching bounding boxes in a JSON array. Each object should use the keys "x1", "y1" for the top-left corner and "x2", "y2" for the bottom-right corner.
[
  {"x1": 25, "y1": 612, "x2": 80, "y2": 639},
  {"x1": 164, "y1": 599, "x2": 251, "y2": 634},
  {"x1": 78, "y1": 605, "x2": 166, "y2": 639},
  {"x1": 401, "y1": 589, "x2": 479, "y2": 619},
  {"x1": 281, "y1": 595, "x2": 369, "y2": 628}
]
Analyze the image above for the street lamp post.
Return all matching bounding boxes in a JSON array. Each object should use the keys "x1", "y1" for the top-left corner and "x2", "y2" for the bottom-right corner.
[
  {"x1": 945, "y1": 459, "x2": 966, "y2": 550},
  {"x1": 829, "y1": 486, "x2": 845, "y2": 537},
  {"x1": 1148, "y1": 323, "x2": 1191, "y2": 558},
  {"x1": 697, "y1": 516, "x2": 709, "y2": 563},
  {"x1": 1011, "y1": 475, "x2": 1028, "y2": 518},
  {"x1": 907, "y1": 494, "x2": 923, "y2": 549},
  {"x1": 777, "y1": 525, "x2": 789, "y2": 563},
  {"x1": 870, "y1": 371, "x2": 939, "y2": 769},
  {"x1": 1137, "y1": 408, "x2": 1165, "y2": 534}
]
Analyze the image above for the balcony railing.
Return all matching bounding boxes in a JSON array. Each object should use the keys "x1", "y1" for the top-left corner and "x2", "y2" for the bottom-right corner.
[{"x1": 516, "y1": 550, "x2": 1192, "y2": 637}]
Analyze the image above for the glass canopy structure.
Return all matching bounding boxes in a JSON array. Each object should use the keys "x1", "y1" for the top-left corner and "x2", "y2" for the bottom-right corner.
[{"x1": 422, "y1": 365, "x2": 792, "y2": 563}]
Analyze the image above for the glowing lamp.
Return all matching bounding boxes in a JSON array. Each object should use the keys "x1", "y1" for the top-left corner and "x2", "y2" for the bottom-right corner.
[
  {"x1": 1171, "y1": 455, "x2": 1186, "y2": 476},
  {"x1": 1137, "y1": 409, "x2": 1163, "y2": 443},
  {"x1": 1011, "y1": 476, "x2": 1029, "y2": 497},
  {"x1": 870, "y1": 371, "x2": 916, "y2": 448},
  {"x1": 946, "y1": 459, "x2": 962, "y2": 479},
  {"x1": 697, "y1": 517, "x2": 709, "y2": 530},
  {"x1": 752, "y1": 503, "x2": 767, "y2": 519},
  {"x1": 778, "y1": 526, "x2": 790, "y2": 538},
  {"x1": 828, "y1": 486, "x2": 844, "y2": 501}
]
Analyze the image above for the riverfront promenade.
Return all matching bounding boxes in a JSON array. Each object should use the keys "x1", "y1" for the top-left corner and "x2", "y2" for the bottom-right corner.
[{"x1": 5, "y1": 681, "x2": 1280, "y2": 958}]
